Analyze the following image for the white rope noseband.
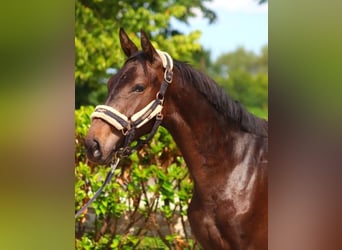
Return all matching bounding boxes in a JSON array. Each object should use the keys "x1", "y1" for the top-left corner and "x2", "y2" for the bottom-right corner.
[
  {"x1": 91, "y1": 99, "x2": 164, "y2": 131},
  {"x1": 91, "y1": 105, "x2": 128, "y2": 131}
]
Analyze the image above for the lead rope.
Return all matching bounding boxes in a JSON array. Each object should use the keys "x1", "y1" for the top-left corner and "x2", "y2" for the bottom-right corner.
[{"x1": 75, "y1": 157, "x2": 120, "y2": 218}]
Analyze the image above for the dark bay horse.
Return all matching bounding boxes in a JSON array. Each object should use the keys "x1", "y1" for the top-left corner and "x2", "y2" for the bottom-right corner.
[{"x1": 85, "y1": 28, "x2": 268, "y2": 250}]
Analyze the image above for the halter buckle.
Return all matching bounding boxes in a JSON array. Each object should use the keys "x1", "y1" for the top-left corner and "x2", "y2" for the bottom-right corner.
[
  {"x1": 156, "y1": 113, "x2": 163, "y2": 120},
  {"x1": 156, "y1": 91, "x2": 164, "y2": 102},
  {"x1": 164, "y1": 68, "x2": 173, "y2": 84}
]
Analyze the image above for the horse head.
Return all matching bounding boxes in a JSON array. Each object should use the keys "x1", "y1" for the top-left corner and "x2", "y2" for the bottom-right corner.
[{"x1": 85, "y1": 28, "x2": 173, "y2": 164}]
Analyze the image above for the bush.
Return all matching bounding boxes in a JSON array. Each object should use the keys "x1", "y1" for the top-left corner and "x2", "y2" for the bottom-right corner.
[{"x1": 75, "y1": 106, "x2": 200, "y2": 249}]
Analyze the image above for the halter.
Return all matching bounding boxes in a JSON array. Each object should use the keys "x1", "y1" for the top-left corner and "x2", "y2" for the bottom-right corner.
[
  {"x1": 91, "y1": 50, "x2": 173, "y2": 157},
  {"x1": 75, "y1": 50, "x2": 173, "y2": 218}
]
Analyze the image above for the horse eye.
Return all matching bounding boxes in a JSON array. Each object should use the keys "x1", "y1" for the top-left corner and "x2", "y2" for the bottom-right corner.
[{"x1": 133, "y1": 84, "x2": 145, "y2": 93}]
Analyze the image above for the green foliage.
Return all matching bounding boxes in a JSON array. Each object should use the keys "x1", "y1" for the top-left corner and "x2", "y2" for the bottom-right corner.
[
  {"x1": 75, "y1": 106, "x2": 197, "y2": 249},
  {"x1": 75, "y1": 0, "x2": 216, "y2": 108}
]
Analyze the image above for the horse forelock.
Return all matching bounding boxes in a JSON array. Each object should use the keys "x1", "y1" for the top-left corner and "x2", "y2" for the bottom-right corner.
[{"x1": 174, "y1": 60, "x2": 268, "y2": 137}]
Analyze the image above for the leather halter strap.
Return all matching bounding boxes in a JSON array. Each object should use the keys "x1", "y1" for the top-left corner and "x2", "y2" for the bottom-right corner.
[{"x1": 90, "y1": 50, "x2": 173, "y2": 157}]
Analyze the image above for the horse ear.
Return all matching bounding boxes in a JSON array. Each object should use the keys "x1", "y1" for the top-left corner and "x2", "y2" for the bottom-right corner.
[
  {"x1": 140, "y1": 29, "x2": 157, "y2": 62},
  {"x1": 119, "y1": 28, "x2": 138, "y2": 57}
]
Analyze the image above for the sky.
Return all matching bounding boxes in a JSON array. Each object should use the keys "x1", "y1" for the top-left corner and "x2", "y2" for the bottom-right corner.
[{"x1": 171, "y1": 0, "x2": 268, "y2": 60}]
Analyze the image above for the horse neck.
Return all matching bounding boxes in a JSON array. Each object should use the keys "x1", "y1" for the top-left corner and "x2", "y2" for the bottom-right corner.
[{"x1": 162, "y1": 71, "x2": 262, "y2": 190}]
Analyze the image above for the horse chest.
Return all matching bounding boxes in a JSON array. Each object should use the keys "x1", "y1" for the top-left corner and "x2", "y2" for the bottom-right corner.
[
  {"x1": 187, "y1": 141, "x2": 264, "y2": 249},
  {"x1": 188, "y1": 193, "x2": 254, "y2": 250}
]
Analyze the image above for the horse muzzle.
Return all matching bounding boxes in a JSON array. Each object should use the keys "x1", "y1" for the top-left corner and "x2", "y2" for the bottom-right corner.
[{"x1": 84, "y1": 119, "x2": 123, "y2": 164}]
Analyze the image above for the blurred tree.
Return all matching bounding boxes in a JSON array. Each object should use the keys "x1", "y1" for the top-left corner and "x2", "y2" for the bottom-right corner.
[
  {"x1": 214, "y1": 46, "x2": 267, "y2": 75},
  {"x1": 75, "y1": 0, "x2": 216, "y2": 107},
  {"x1": 211, "y1": 45, "x2": 268, "y2": 118}
]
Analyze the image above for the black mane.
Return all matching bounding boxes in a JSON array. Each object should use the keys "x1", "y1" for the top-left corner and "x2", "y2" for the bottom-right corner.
[{"x1": 174, "y1": 60, "x2": 268, "y2": 137}]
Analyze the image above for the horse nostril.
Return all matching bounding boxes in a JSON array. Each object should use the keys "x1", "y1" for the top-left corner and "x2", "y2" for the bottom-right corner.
[
  {"x1": 91, "y1": 140, "x2": 102, "y2": 159},
  {"x1": 93, "y1": 149, "x2": 101, "y2": 158}
]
